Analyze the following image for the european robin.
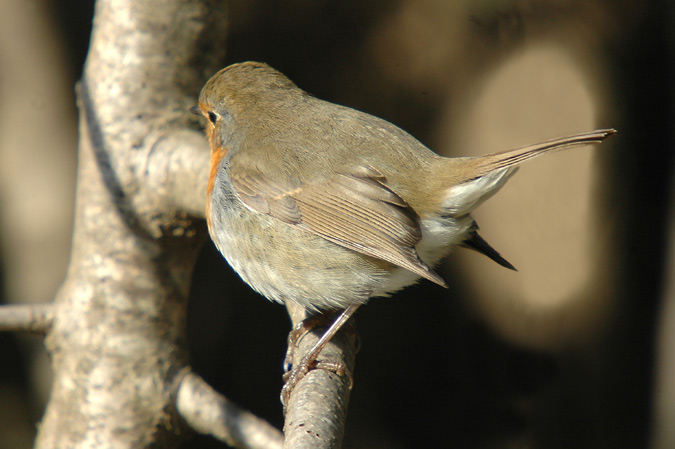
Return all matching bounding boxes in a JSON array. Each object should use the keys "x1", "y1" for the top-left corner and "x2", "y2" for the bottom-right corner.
[{"x1": 192, "y1": 61, "x2": 615, "y2": 402}]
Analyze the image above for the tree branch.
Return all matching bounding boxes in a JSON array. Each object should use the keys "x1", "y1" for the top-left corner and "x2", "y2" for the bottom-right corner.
[
  {"x1": 282, "y1": 302, "x2": 357, "y2": 449},
  {"x1": 141, "y1": 129, "x2": 211, "y2": 221},
  {"x1": 34, "y1": 0, "x2": 229, "y2": 447},
  {"x1": 176, "y1": 370, "x2": 283, "y2": 449},
  {"x1": 0, "y1": 304, "x2": 54, "y2": 334}
]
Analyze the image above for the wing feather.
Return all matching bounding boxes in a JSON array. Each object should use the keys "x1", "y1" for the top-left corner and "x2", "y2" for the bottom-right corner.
[{"x1": 230, "y1": 161, "x2": 446, "y2": 287}]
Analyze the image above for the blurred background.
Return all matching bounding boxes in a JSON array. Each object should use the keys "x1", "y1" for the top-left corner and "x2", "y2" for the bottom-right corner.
[{"x1": 0, "y1": 0, "x2": 672, "y2": 448}]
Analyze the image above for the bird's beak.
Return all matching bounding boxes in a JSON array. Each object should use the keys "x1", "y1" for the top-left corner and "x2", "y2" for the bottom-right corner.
[{"x1": 189, "y1": 105, "x2": 201, "y2": 116}]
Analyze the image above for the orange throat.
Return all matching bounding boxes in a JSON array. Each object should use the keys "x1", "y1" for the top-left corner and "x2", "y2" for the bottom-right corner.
[{"x1": 206, "y1": 145, "x2": 229, "y2": 230}]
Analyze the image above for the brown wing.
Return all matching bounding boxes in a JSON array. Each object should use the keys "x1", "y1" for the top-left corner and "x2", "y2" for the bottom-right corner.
[{"x1": 231, "y1": 163, "x2": 447, "y2": 287}]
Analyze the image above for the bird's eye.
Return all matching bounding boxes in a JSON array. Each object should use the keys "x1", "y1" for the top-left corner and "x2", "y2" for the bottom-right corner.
[{"x1": 208, "y1": 111, "x2": 218, "y2": 125}]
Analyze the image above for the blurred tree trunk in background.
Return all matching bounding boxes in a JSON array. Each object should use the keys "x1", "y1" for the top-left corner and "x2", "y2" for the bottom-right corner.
[{"x1": 0, "y1": 2, "x2": 78, "y2": 446}]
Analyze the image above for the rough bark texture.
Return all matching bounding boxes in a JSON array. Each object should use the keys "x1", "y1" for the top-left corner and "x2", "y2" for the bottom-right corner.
[{"x1": 33, "y1": 0, "x2": 235, "y2": 447}]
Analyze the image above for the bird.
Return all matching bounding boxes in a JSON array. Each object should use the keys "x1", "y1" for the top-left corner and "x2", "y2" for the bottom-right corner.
[{"x1": 191, "y1": 61, "x2": 615, "y2": 402}]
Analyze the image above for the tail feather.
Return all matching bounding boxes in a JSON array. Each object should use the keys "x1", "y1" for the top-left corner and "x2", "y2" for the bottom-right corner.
[
  {"x1": 460, "y1": 226, "x2": 517, "y2": 271},
  {"x1": 462, "y1": 129, "x2": 616, "y2": 182},
  {"x1": 448, "y1": 129, "x2": 615, "y2": 270}
]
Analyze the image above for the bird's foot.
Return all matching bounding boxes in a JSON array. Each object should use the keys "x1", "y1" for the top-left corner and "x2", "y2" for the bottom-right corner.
[
  {"x1": 281, "y1": 356, "x2": 352, "y2": 408},
  {"x1": 280, "y1": 305, "x2": 359, "y2": 409}
]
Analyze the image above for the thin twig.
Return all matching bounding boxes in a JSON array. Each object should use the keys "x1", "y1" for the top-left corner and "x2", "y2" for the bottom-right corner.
[
  {"x1": 176, "y1": 370, "x2": 284, "y2": 449},
  {"x1": 282, "y1": 302, "x2": 357, "y2": 449},
  {"x1": 0, "y1": 304, "x2": 54, "y2": 334}
]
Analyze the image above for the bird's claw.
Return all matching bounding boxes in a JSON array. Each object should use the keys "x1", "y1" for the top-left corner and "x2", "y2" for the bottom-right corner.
[{"x1": 281, "y1": 358, "x2": 353, "y2": 409}]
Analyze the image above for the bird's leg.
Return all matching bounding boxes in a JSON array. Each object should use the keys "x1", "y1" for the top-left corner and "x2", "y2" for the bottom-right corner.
[
  {"x1": 282, "y1": 313, "x2": 332, "y2": 373},
  {"x1": 281, "y1": 304, "x2": 359, "y2": 406}
]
